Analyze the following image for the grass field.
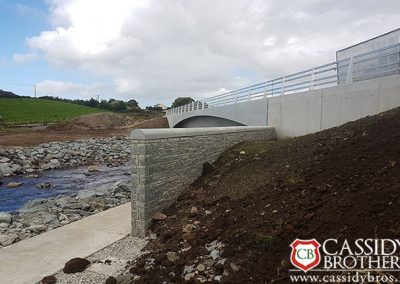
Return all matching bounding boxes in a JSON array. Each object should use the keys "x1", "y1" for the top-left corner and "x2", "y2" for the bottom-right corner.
[{"x1": 0, "y1": 98, "x2": 106, "y2": 124}]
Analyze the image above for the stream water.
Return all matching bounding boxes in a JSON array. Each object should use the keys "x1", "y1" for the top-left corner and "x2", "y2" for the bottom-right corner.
[{"x1": 0, "y1": 165, "x2": 132, "y2": 212}]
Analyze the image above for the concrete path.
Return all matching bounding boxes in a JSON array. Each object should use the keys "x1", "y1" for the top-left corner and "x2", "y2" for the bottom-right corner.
[{"x1": 0, "y1": 203, "x2": 131, "y2": 284}]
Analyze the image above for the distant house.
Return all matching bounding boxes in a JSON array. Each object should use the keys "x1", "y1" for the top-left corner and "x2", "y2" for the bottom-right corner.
[{"x1": 154, "y1": 103, "x2": 167, "y2": 110}]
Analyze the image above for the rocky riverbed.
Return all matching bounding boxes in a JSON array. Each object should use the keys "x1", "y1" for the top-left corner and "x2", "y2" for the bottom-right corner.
[
  {"x1": 0, "y1": 180, "x2": 132, "y2": 248},
  {"x1": 0, "y1": 137, "x2": 131, "y2": 176},
  {"x1": 0, "y1": 136, "x2": 134, "y2": 248}
]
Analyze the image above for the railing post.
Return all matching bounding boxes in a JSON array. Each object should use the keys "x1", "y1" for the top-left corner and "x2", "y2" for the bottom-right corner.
[
  {"x1": 281, "y1": 76, "x2": 286, "y2": 95},
  {"x1": 398, "y1": 48, "x2": 400, "y2": 74},
  {"x1": 309, "y1": 68, "x2": 315, "y2": 90},
  {"x1": 263, "y1": 83, "x2": 268, "y2": 98},
  {"x1": 346, "y1": 56, "x2": 354, "y2": 84}
]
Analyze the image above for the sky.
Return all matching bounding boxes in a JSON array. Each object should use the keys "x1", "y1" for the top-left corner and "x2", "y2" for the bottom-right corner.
[{"x1": 0, "y1": 0, "x2": 399, "y2": 107}]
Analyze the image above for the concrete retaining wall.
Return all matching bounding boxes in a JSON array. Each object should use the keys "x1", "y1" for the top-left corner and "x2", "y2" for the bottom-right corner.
[
  {"x1": 267, "y1": 74, "x2": 400, "y2": 138},
  {"x1": 130, "y1": 126, "x2": 275, "y2": 237}
]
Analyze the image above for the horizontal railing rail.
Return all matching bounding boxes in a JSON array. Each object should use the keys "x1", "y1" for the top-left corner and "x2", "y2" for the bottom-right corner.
[{"x1": 166, "y1": 42, "x2": 400, "y2": 115}]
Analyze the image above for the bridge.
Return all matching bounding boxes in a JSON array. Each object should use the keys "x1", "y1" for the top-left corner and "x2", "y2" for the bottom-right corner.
[{"x1": 166, "y1": 43, "x2": 400, "y2": 138}]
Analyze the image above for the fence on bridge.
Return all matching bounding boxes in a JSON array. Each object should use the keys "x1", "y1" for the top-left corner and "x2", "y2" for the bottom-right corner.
[{"x1": 167, "y1": 42, "x2": 400, "y2": 115}]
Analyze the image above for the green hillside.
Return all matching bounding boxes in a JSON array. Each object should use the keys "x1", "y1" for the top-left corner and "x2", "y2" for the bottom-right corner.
[{"x1": 0, "y1": 98, "x2": 106, "y2": 124}]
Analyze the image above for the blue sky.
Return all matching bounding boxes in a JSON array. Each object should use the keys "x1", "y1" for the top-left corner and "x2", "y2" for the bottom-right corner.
[
  {"x1": 0, "y1": 0, "x2": 48, "y2": 96},
  {"x1": 0, "y1": 1, "x2": 104, "y2": 99},
  {"x1": 0, "y1": 0, "x2": 399, "y2": 107}
]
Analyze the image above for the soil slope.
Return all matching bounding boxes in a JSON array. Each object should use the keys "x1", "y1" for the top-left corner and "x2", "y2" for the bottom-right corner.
[{"x1": 128, "y1": 107, "x2": 400, "y2": 283}]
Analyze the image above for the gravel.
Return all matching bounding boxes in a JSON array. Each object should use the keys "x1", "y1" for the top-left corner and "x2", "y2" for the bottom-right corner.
[{"x1": 53, "y1": 236, "x2": 147, "y2": 284}]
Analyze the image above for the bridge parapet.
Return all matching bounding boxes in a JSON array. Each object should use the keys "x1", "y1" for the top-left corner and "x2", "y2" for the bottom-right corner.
[{"x1": 167, "y1": 42, "x2": 400, "y2": 127}]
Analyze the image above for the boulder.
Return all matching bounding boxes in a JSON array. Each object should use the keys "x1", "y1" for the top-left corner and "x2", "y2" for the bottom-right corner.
[
  {"x1": 0, "y1": 234, "x2": 17, "y2": 246},
  {"x1": 105, "y1": 276, "x2": 117, "y2": 284},
  {"x1": 0, "y1": 157, "x2": 10, "y2": 163},
  {"x1": 0, "y1": 163, "x2": 13, "y2": 176},
  {"x1": 88, "y1": 165, "x2": 99, "y2": 172},
  {"x1": 0, "y1": 212, "x2": 12, "y2": 224},
  {"x1": 63, "y1": 257, "x2": 91, "y2": 273},
  {"x1": 41, "y1": 275, "x2": 57, "y2": 284},
  {"x1": 152, "y1": 212, "x2": 167, "y2": 221},
  {"x1": 6, "y1": 182, "x2": 23, "y2": 188}
]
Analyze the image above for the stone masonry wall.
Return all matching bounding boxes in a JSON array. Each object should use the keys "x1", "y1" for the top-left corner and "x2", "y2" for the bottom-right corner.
[{"x1": 131, "y1": 127, "x2": 275, "y2": 237}]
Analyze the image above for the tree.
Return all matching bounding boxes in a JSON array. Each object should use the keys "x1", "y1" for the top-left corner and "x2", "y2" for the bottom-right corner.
[
  {"x1": 171, "y1": 97, "x2": 194, "y2": 108},
  {"x1": 127, "y1": 99, "x2": 139, "y2": 108}
]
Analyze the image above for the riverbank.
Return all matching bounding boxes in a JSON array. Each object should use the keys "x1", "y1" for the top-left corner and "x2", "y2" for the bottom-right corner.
[
  {"x1": 0, "y1": 180, "x2": 132, "y2": 248},
  {"x1": 0, "y1": 136, "x2": 132, "y2": 176}
]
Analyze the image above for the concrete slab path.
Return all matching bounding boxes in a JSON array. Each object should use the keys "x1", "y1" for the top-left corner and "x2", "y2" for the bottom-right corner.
[{"x1": 0, "y1": 202, "x2": 131, "y2": 284}]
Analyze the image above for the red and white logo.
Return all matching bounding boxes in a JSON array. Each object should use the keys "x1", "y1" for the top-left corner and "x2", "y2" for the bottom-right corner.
[{"x1": 290, "y1": 239, "x2": 321, "y2": 272}]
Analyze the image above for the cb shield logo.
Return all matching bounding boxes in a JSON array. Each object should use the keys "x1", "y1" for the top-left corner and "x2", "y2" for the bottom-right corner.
[{"x1": 290, "y1": 239, "x2": 321, "y2": 272}]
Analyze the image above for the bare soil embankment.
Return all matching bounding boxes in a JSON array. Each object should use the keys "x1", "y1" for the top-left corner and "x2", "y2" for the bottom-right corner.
[
  {"x1": 128, "y1": 107, "x2": 400, "y2": 283},
  {"x1": 0, "y1": 113, "x2": 168, "y2": 147}
]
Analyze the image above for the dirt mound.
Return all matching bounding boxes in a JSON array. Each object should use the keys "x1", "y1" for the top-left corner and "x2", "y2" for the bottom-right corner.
[
  {"x1": 128, "y1": 107, "x2": 400, "y2": 283},
  {"x1": 132, "y1": 117, "x2": 169, "y2": 129},
  {"x1": 48, "y1": 113, "x2": 127, "y2": 131}
]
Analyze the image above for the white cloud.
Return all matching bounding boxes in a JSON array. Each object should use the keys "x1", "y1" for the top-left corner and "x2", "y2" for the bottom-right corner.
[
  {"x1": 28, "y1": 0, "x2": 400, "y2": 104},
  {"x1": 13, "y1": 53, "x2": 38, "y2": 63},
  {"x1": 36, "y1": 80, "x2": 106, "y2": 99}
]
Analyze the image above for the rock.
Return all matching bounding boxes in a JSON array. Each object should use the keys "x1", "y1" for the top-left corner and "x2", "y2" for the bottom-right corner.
[
  {"x1": 114, "y1": 274, "x2": 132, "y2": 284},
  {"x1": 28, "y1": 225, "x2": 47, "y2": 233},
  {"x1": 167, "y1": 251, "x2": 179, "y2": 262},
  {"x1": 105, "y1": 276, "x2": 117, "y2": 284},
  {"x1": 0, "y1": 157, "x2": 10, "y2": 163},
  {"x1": 64, "y1": 203, "x2": 82, "y2": 210},
  {"x1": 43, "y1": 214, "x2": 58, "y2": 225},
  {"x1": 35, "y1": 182, "x2": 51, "y2": 189},
  {"x1": 202, "y1": 162, "x2": 216, "y2": 175},
  {"x1": 0, "y1": 234, "x2": 17, "y2": 246},
  {"x1": 183, "y1": 265, "x2": 194, "y2": 275},
  {"x1": 206, "y1": 240, "x2": 219, "y2": 252},
  {"x1": 0, "y1": 222, "x2": 9, "y2": 228},
  {"x1": 196, "y1": 263, "x2": 206, "y2": 272},
  {"x1": 230, "y1": 262, "x2": 240, "y2": 271},
  {"x1": 240, "y1": 151, "x2": 246, "y2": 155},
  {"x1": 0, "y1": 212, "x2": 12, "y2": 224},
  {"x1": 88, "y1": 165, "x2": 99, "y2": 172},
  {"x1": 63, "y1": 257, "x2": 91, "y2": 273},
  {"x1": 56, "y1": 196, "x2": 76, "y2": 207},
  {"x1": 190, "y1": 206, "x2": 198, "y2": 214},
  {"x1": 210, "y1": 249, "x2": 220, "y2": 260},
  {"x1": 182, "y1": 224, "x2": 195, "y2": 233},
  {"x1": 184, "y1": 272, "x2": 195, "y2": 281},
  {"x1": 6, "y1": 182, "x2": 23, "y2": 188},
  {"x1": 41, "y1": 275, "x2": 57, "y2": 284},
  {"x1": 152, "y1": 212, "x2": 167, "y2": 221},
  {"x1": 0, "y1": 163, "x2": 13, "y2": 176}
]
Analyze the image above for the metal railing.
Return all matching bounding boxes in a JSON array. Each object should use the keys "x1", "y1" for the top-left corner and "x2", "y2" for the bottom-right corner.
[{"x1": 167, "y1": 42, "x2": 400, "y2": 115}]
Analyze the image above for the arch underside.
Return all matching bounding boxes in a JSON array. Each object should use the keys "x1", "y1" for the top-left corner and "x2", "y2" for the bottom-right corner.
[{"x1": 174, "y1": 115, "x2": 245, "y2": 128}]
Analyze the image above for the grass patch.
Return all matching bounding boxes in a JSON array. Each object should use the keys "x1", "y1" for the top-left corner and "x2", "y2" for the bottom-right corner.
[{"x1": 0, "y1": 98, "x2": 106, "y2": 124}]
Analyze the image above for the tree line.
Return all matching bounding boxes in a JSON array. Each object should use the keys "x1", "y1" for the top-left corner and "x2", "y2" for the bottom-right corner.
[{"x1": 0, "y1": 89, "x2": 196, "y2": 113}]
